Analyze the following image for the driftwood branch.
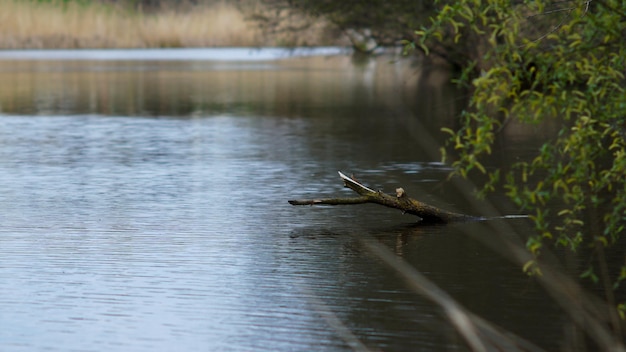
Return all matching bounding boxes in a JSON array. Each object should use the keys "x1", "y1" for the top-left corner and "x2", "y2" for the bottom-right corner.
[
  {"x1": 289, "y1": 171, "x2": 478, "y2": 223},
  {"x1": 288, "y1": 197, "x2": 369, "y2": 206}
]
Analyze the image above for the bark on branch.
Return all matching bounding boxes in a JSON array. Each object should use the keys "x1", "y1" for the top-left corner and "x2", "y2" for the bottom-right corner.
[{"x1": 289, "y1": 171, "x2": 479, "y2": 223}]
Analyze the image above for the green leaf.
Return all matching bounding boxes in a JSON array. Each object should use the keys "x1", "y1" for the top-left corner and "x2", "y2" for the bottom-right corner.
[{"x1": 580, "y1": 267, "x2": 599, "y2": 284}]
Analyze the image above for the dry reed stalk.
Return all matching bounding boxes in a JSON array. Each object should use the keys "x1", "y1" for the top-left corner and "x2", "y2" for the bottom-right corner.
[{"x1": 137, "y1": 3, "x2": 262, "y2": 47}]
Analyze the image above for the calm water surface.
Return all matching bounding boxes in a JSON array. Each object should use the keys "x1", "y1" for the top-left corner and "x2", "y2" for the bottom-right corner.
[{"x1": 0, "y1": 49, "x2": 566, "y2": 351}]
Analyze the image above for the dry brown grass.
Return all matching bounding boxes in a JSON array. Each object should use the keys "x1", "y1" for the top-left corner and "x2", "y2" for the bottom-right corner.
[{"x1": 0, "y1": 0, "x2": 333, "y2": 49}]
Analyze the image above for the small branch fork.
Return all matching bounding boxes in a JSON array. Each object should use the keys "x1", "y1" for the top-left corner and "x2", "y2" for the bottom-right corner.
[{"x1": 288, "y1": 171, "x2": 478, "y2": 223}]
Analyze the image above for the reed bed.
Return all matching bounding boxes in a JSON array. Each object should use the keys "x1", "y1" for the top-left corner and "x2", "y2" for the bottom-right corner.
[{"x1": 0, "y1": 0, "x2": 332, "y2": 49}]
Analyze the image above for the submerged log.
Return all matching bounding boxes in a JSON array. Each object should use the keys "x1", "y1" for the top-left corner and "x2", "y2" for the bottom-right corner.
[{"x1": 289, "y1": 171, "x2": 479, "y2": 223}]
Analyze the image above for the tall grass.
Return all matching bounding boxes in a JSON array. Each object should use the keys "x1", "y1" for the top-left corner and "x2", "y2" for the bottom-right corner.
[{"x1": 0, "y1": 0, "x2": 332, "y2": 49}]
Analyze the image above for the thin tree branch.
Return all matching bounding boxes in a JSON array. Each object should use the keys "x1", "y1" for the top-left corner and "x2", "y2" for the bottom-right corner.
[{"x1": 289, "y1": 171, "x2": 479, "y2": 223}]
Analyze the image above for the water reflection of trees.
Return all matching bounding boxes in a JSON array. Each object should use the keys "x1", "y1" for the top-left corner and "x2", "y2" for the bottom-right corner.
[
  {"x1": 0, "y1": 56, "x2": 453, "y2": 120},
  {"x1": 0, "y1": 55, "x2": 562, "y2": 191},
  {"x1": 0, "y1": 54, "x2": 558, "y2": 165}
]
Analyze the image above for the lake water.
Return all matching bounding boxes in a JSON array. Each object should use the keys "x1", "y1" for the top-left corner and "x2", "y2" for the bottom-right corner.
[{"x1": 0, "y1": 48, "x2": 584, "y2": 351}]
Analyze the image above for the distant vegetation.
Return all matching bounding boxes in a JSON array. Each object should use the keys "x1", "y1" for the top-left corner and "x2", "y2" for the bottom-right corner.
[
  {"x1": 0, "y1": 0, "x2": 339, "y2": 49},
  {"x1": 250, "y1": 0, "x2": 437, "y2": 53}
]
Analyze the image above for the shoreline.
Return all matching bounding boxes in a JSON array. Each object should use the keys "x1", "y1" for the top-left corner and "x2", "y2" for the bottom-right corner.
[{"x1": 0, "y1": 47, "x2": 355, "y2": 61}]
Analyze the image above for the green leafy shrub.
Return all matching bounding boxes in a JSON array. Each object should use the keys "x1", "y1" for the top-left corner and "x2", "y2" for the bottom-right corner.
[{"x1": 414, "y1": 0, "x2": 625, "y2": 313}]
